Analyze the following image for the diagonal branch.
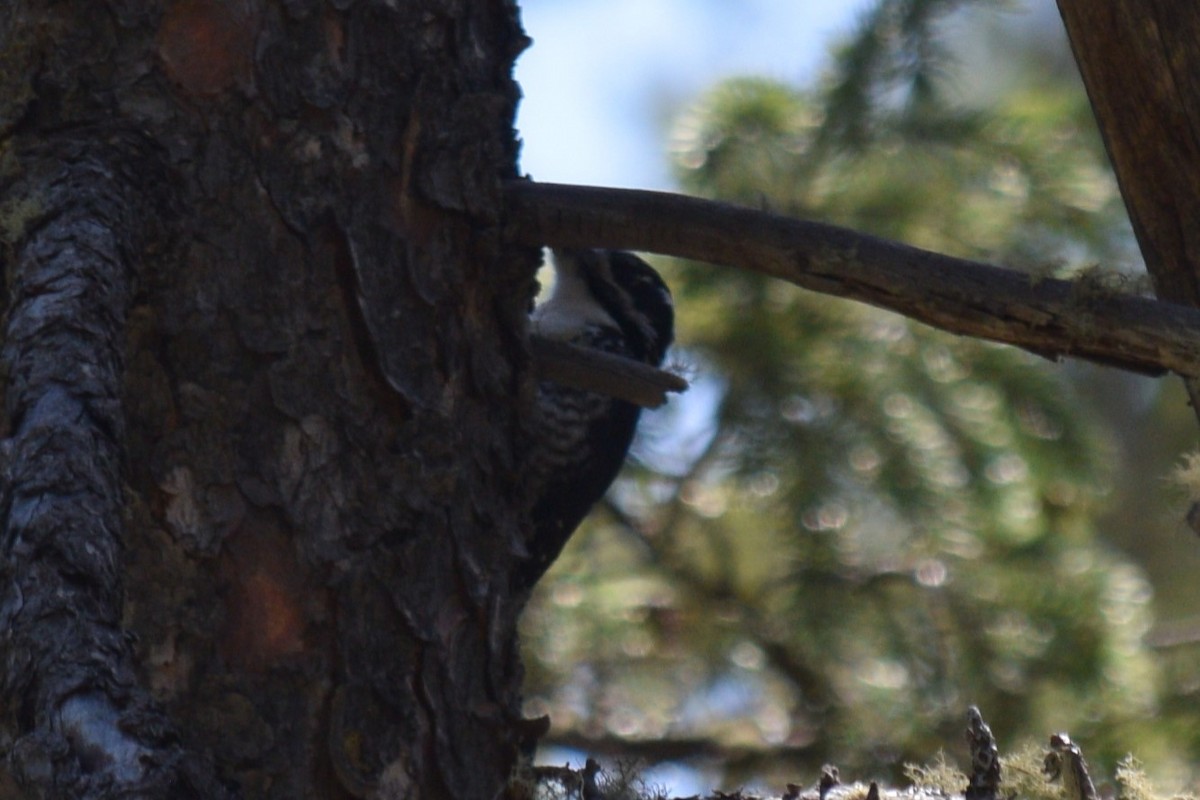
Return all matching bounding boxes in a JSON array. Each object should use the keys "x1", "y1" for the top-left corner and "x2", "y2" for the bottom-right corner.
[
  {"x1": 0, "y1": 129, "x2": 229, "y2": 798},
  {"x1": 532, "y1": 335, "x2": 688, "y2": 408},
  {"x1": 504, "y1": 181, "x2": 1200, "y2": 378}
]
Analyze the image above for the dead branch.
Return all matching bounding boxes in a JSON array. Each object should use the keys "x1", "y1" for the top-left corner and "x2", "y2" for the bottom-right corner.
[
  {"x1": 532, "y1": 335, "x2": 689, "y2": 407},
  {"x1": 504, "y1": 181, "x2": 1200, "y2": 378},
  {"x1": 0, "y1": 129, "x2": 229, "y2": 798},
  {"x1": 533, "y1": 709, "x2": 1119, "y2": 800}
]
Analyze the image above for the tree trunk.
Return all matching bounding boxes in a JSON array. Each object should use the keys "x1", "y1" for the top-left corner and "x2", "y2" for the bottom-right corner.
[
  {"x1": 0, "y1": 1, "x2": 533, "y2": 798},
  {"x1": 1056, "y1": 1, "x2": 1200, "y2": 411},
  {"x1": 1056, "y1": 1, "x2": 1200, "y2": 305}
]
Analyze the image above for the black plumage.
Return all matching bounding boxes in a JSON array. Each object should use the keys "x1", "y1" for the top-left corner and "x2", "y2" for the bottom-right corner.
[{"x1": 517, "y1": 249, "x2": 674, "y2": 591}]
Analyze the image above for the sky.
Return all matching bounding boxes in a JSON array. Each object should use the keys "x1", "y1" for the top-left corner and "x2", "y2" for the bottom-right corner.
[{"x1": 514, "y1": 0, "x2": 877, "y2": 191}]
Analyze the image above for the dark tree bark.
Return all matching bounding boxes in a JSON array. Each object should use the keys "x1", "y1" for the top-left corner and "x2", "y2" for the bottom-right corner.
[
  {"x1": 1056, "y1": 2, "x2": 1200, "y2": 408},
  {"x1": 1056, "y1": 1, "x2": 1200, "y2": 306},
  {"x1": 0, "y1": 1, "x2": 535, "y2": 798}
]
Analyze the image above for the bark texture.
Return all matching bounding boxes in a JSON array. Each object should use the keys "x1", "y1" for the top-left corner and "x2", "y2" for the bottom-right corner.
[
  {"x1": 0, "y1": 128, "x2": 233, "y2": 797},
  {"x1": 1056, "y1": 1, "x2": 1200, "y2": 307},
  {"x1": 0, "y1": 1, "x2": 533, "y2": 798},
  {"x1": 505, "y1": 182, "x2": 1200, "y2": 377},
  {"x1": 1056, "y1": 1, "x2": 1200, "y2": 407}
]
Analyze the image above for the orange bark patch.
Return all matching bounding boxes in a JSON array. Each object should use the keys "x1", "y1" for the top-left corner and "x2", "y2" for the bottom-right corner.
[
  {"x1": 219, "y1": 526, "x2": 308, "y2": 671},
  {"x1": 157, "y1": 0, "x2": 257, "y2": 96}
]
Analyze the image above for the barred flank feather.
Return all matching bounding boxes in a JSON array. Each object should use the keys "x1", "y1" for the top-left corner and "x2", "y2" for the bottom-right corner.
[{"x1": 516, "y1": 250, "x2": 673, "y2": 591}]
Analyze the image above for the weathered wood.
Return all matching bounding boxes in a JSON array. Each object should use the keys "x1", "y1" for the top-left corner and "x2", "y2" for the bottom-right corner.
[
  {"x1": 505, "y1": 181, "x2": 1200, "y2": 377},
  {"x1": 0, "y1": 129, "x2": 229, "y2": 797},
  {"x1": 1055, "y1": 3, "x2": 1200, "y2": 413},
  {"x1": 532, "y1": 335, "x2": 688, "y2": 408},
  {"x1": 1056, "y1": 2, "x2": 1200, "y2": 307}
]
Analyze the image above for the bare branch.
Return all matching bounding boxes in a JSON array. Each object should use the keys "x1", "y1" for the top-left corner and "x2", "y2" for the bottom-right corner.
[
  {"x1": 504, "y1": 181, "x2": 1200, "y2": 377},
  {"x1": 532, "y1": 335, "x2": 688, "y2": 408}
]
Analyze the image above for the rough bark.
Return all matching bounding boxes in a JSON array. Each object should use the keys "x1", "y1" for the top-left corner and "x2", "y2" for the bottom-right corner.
[
  {"x1": 0, "y1": 1, "x2": 533, "y2": 798},
  {"x1": 1055, "y1": 1, "x2": 1200, "y2": 307},
  {"x1": 0, "y1": 127, "x2": 233, "y2": 798},
  {"x1": 1056, "y1": 2, "x2": 1200, "y2": 408}
]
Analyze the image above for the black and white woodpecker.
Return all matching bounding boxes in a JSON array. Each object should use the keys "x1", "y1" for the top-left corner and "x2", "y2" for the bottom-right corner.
[{"x1": 518, "y1": 248, "x2": 674, "y2": 591}]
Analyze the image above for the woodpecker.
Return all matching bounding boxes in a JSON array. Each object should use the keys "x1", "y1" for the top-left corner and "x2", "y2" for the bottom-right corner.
[{"x1": 518, "y1": 248, "x2": 674, "y2": 591}]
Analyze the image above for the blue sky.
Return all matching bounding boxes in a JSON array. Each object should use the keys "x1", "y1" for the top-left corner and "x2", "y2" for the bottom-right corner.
[{"x1": 515, "y1": 0, "x2": 877, "y2": 191}]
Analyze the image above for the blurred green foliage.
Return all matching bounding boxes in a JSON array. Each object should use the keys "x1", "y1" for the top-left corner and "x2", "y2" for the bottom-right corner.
[{"x1": 522, "y1": 0, "x2": 1197, "y2": 790}]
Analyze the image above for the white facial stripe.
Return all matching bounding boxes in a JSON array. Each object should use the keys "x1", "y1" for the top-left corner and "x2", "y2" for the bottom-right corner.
[{"x1": 531, "y1": 251, "x2": 618, "y2": 339}]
